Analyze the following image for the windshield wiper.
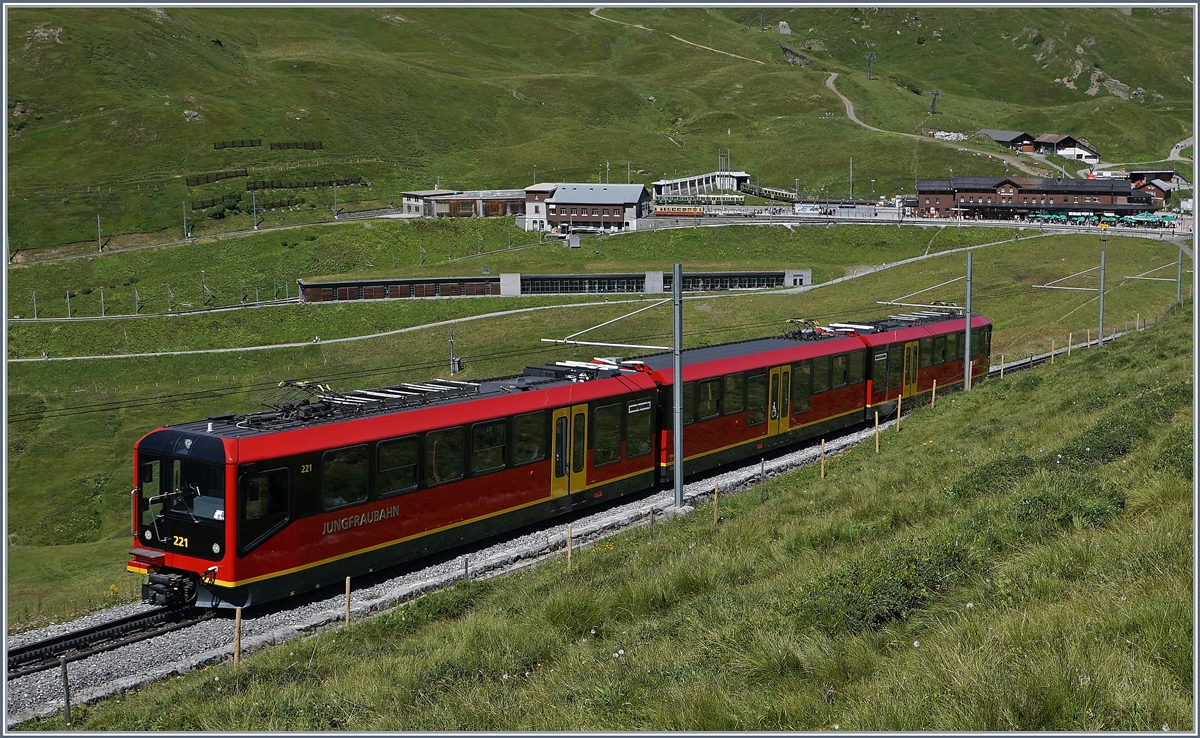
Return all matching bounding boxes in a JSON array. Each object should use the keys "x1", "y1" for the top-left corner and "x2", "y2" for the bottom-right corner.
[{"x1": 149, "y1": 486, "x2": 200, "y2": 523}]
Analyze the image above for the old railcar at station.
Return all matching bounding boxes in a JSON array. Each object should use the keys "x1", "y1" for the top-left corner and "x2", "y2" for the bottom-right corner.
[{"x1": 128, "y1": 311, "x2": 990, "y2": 609}]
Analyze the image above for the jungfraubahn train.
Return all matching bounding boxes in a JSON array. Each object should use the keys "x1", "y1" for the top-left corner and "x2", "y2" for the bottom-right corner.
[{"x1": 128, "y1": 311, "x2": 992, "y2": 608}]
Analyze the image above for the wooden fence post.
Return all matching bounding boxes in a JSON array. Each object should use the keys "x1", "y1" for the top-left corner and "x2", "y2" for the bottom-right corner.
[
  {"x1": 61, "y1": 657, "x2": 71, "y2": 725},
  {"x1": 647, "y1": 509, "x2": 653, "y2": 542},
  {"x1": 759, "y1": 458, "x2": 765, "y2": 503},
  {"x1": 344, "y1": 577, "x2": 351, "y2": 627},
  {"x1": 932, "y1": 380, "x2": 937, "y2": 408},
  {"x1": 896, "y1": 395, "x2": 902, "y2": 432},
  {"x1": 713, "y1": 483, "x2": 720, "y2": 524},
  {"x1": 234, "y1": 607, "x2": 242, "y2": 666},
  {"x1": 1068, "y1": 333, "x2": 1072, "y2": 356},
  {"x1": 1000, "y1": 356, "x2": 1004, "y2": 379},
  {"x1": 567, "y1": 524, "x2": 572, "y2": 569},
  {"x1": 820, "y1": 439, "x2": 826, "y2": 478},
  {"x1": 874, "y1": 411, "x2": 880, "y2": 453}
]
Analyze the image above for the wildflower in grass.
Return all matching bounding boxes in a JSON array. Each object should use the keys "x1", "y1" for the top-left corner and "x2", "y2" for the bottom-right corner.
[
  {"x1": 966, "y1": 602, "x2": 974, "y2": 610},
  {"x1": 913, "y1": 641, "x2": 920, "y2": 648}
]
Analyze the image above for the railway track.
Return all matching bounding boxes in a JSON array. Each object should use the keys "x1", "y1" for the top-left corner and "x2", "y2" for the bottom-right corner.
[{"x1": 6, "y1": 606, "x2": 214, "y2": 680}]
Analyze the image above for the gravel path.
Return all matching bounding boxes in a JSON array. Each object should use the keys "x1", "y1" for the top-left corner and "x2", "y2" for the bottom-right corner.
[
  {"x1": 4, "y1": 423, "x2": 885, "y2": 727},
  {"x1": 822, "y1": 73, "x2": 1042, "y2": 177}
]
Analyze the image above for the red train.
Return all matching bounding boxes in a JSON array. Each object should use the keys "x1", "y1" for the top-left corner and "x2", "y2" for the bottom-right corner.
[{"x1": 128, "y1": 311, "x2": 992, "y2": 608}]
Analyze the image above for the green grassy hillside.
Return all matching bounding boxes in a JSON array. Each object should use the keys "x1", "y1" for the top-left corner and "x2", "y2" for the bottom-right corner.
[
  {"x1": 7, "y1": 7, "x2": 1191, "y2": 251},
  {"x1": 26, "y1": 304, "x2": 1192, "y2": 731},
  {"x1": 5, "y1": 220, "x2": 1016, "y2": 324},
  {"x1": 6, "y1": 228, "x2": 1188, "y2": 630}
]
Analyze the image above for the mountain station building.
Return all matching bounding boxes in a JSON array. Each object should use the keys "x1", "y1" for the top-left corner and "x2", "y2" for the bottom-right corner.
[
  {"x1": 914, "y1": 176, "x2": 1156, "y2": 219},
  {"x1": 520, "y1": 183, "x2": 651, "y2": 233}
]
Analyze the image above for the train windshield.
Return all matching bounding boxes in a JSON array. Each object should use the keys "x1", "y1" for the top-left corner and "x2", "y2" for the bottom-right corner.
[
  {"x1": 140, "y1": 455, "x2": 226, "y2": 521},
  {"x1": 137, "y1": 454, "x2": 226, "y2": 561}
]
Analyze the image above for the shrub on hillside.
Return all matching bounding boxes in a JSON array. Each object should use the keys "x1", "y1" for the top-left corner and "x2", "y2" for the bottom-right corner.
[
  {"x1": 1054, "y1": 409, "x2": 1147, "y2": 469},
  {"x1": 1151, "y1": 423, "x2": 1193, "y2": 479},
  {"x1": 944, "y1": 454, "x2": 1037, "y2": 499},
  {"x1": 802, "y1": 535, "x2": 971, "y2": 633},
  {"x1": 1011, "y1": 472, "x2": 1125, "y2": 531}
]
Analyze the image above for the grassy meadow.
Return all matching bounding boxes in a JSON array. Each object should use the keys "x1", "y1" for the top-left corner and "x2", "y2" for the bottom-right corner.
[
  {"x1": 5, "y1": 226, "x2": 1189, "y2": 631},
  {"x1": 6, "y1": 7, "x2": 1191, "y2": 251},
  {"x1": 24, "y1": 302, "x2": 1192, "y2": 731},
  {"x1": 6, "y1": 220, "x2": 1017, "y2": 325}
]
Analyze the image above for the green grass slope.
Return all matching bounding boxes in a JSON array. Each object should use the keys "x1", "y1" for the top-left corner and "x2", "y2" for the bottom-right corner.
[
  {"x1": 6, "y1": 229, "x2": 1188, "y2": 630},
  {"x1": 7, "y1": 7, "x2": 1191, "y2": 251},
  {"x1": 24, "y1": 304, "x2": 1192, "y2": 731},
  {"x1": 6, "y1": 220, "x2": 1016, "y2": 325}
]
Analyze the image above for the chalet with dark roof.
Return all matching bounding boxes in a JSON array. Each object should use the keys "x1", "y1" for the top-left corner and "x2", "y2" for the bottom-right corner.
[
  {"x1": 978, "y1": 129, "x2": 1035, "y2": 152},
  {"x1": 1033, "y1": 134, "x2": 1100, "y2": 164}
]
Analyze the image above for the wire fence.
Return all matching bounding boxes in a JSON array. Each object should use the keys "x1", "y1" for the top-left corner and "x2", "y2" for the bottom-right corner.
[
  {"x1": 246, "y1": 176, "x2": 363, "y2": 191},
  {"x1": 191, "y1": 193, "x2": 243, "y2": 211}
]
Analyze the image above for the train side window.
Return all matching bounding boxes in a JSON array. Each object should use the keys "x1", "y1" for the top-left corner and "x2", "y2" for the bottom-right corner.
[
  {"x1": 769, "y1": 372, "x2": 779, "y2": 420},
  {"x1": 425, "y1": 428, "x2": 465, "y2": 486},
  {"x1": 830, "y1": 354, "x2": 848, "y2": 389},
  {"x1": 957, "y1": 331, "x2": 967, "y2": 359},
  {"x1": 592, "y1": 403, "x2": 623, "y2": 466},
  {"x1": 812, "y1": 356, "x2": 830, "y2": 393},
  {"x1": 682, "y1": 382, "x2": 696, "y2": 425},
  {"x1": 946, "y1": 332, "x2": 959, "y2": 361},
  {"x1": 933, "y1": 335, "x2": 946, "y2": 365},
  {"x1": 239, "y1": 468, "x2": 288, "y2": 553},
  {"x1": 625, "y1": 399, "x2": 653, "y2": 458},
  {"x1": 872, "y1": 352, "x2": 888, "y2": 390},
  {"x1": 572, "y1": 413, "x2": 586, "y2": 474},
  {"x1": 139, "y1": 458, "x2": 163, "y2": 526},
  {"x1": 982, "y1": 326, "x2": 992, "y2": 356},
  {"x1": 697, "y1": 379, "x2": 721, "y2": 420},
  {"x1": 377, "y1": 436, "x2": 418, "y2": 497},
  {"x1": 512, "y1": 411, "x2": 546, "y2": 466},
  {"x1": 781, "y1": 368, "x2": 791, "y2": 417},
  {"x1": 792, "y1": 361, "x2": 811, "y2": 413},
  {"x1": 847, "y1": 350, "x2": 865, "y2": 385},
  {"x1": 471, "y1": 420, "x2": 507, "y2": 476},
  {"x1": 554, "y1": 416, "x2": 568, "y2": 478},
  {"x1": 321, "y1": 445, "x2": 368, "y2": 510},
  {"x1": 919, "y1": 338, "x2": 932, "y2": 368},
  {"x1": 723, "y1": 373, "x2": 745, "y2": 414},
  {"x1": 746, "y1": 373, "x2": 768, "y2": 426},
  {"x1": 888, "y1": 345, "x2": 904, "y2": 389}
]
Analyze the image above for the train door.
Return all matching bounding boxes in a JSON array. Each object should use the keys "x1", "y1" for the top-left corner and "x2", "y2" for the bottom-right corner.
[
  {"x1": 768, "y1": 364, "x2": 792, "y2": 436},
  {"x1": 903, "y1": 341, "x2": 919, "y2": 398},
  {"x1": 551, "y1": 404, "x2": 589, "y2": 498}
]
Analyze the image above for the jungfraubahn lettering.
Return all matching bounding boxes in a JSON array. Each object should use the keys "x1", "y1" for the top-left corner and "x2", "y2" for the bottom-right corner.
[{"x1": 322, "y1": 505, "x2": 401, "y2": 536}]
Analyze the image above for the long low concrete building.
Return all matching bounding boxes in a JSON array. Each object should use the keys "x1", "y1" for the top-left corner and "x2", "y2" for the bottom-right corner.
[{"x1": 298, "y1": 269, "x2": 812, "y2": 302}]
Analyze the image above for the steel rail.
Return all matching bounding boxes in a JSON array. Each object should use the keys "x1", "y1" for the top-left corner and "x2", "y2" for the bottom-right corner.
[{"x1": 6, "y1": 606, "x2": 213, "y2": 680}]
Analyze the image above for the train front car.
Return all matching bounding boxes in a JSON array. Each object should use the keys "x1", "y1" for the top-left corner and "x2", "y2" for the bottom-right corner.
[
  {"x1": 128, "y1": 364, "x2": 661, "y2": 610},
  {"x1": 128, "y1": 427, "x2": 235, "y2": 606}
]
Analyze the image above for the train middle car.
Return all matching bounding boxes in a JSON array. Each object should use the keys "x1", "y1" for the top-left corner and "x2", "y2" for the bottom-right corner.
[{"x1": 128, "y1": 311, "x2": 990, "y2": 609}]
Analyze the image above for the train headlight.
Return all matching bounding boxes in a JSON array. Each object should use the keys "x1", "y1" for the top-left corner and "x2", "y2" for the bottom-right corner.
[
  {"x1": 143, "y1": 530, "x2": 152, "y2": 540},
  {"x1": 212, "y1": 543, "x2": 221, "y2": 555}
]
